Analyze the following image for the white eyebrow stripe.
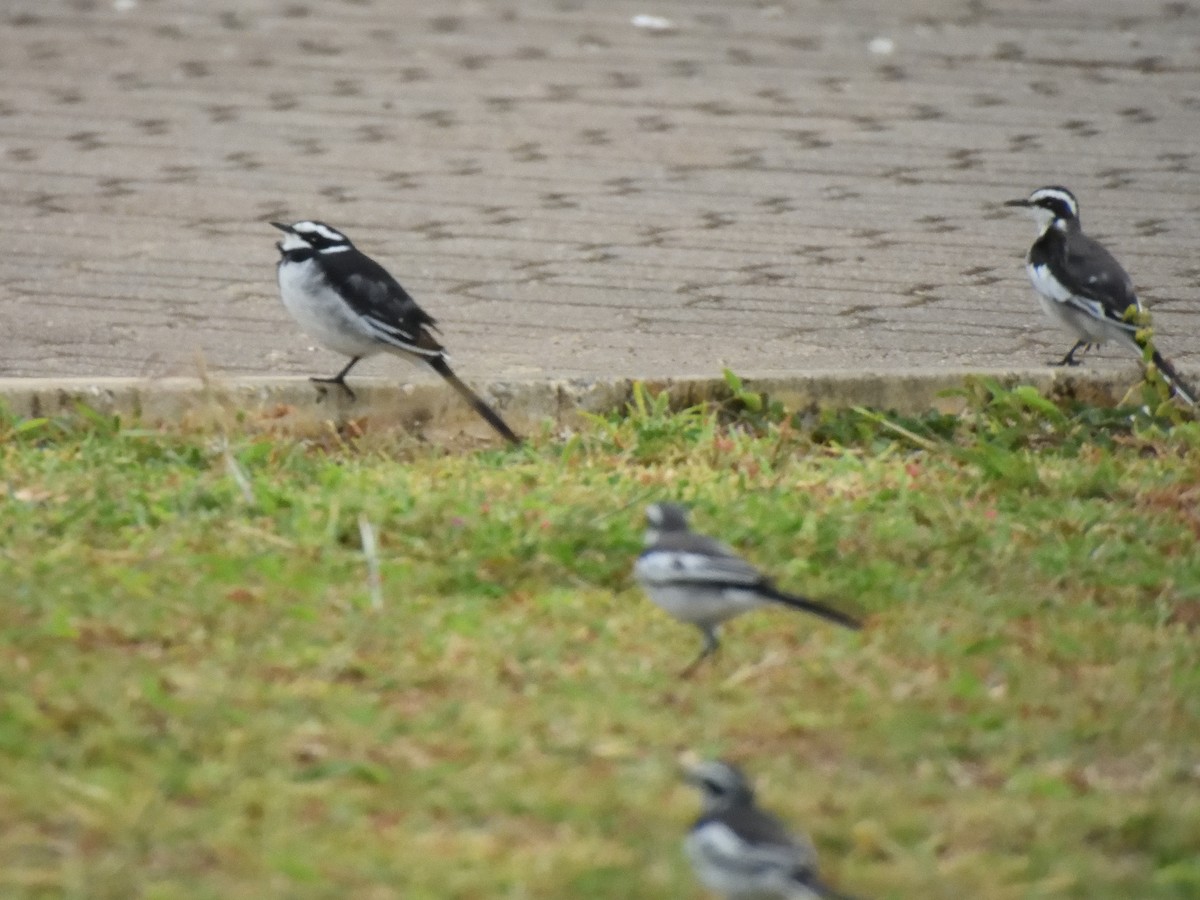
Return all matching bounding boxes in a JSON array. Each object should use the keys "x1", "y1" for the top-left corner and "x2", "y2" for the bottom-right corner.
[
  {"x1": 294, "y1": 222, "x2": 347, "y2": 243},
  {"x1": 1028, "y1": 188, "x2": 1078, "y2": 216}
]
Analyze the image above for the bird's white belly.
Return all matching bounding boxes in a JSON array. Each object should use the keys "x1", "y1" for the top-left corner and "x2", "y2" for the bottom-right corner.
[
  {"x1": 638, "y1": 582, "x2": 766, "y2": 628},
  {"x1": 277, "y1": 261, "x2": 382, "y2": 358},
  {"x1": 1027, "y1": 263, "x2": 1127, "y2": 346}
]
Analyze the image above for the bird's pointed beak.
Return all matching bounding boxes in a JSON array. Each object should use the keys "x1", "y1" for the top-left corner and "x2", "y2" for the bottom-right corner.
[
  {"x1": 270, "y1": 221, "x2": 293, "y2": 233},
  {"x1": 1003, "y1": 199, "x2": 1030, "y2": 208}
]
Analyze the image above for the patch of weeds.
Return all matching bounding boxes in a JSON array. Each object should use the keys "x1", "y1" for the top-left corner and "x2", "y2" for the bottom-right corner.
[
  {"x1": 583, "y1": 380, "x2": 715, "y2": 464},
  {"x1": 806, "y1": 377, "x2": 1195, "y2": 493},
  {"x1": 716, "y1": 368, "x2": 787, "y2": 430},
  {"x1": 585, "y1": 373, "x2": 795, "y2": 466},
  {"x1": 809, "y1": 400, "x2": 963, "y2": 457},
  {"x1": 0, "y1": 381, "x2": 1197, "y2": 898}
]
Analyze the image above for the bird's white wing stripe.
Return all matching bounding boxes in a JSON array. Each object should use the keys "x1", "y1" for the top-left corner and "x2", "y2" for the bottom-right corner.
[
  {"x1": 688, "y1": 822, "x2": 805, "y2": 880},
  {"x1": 361, "y1": 316, "x2": 443, "y2": 357},
  {"x1": 1029, "y1": 263, "x2": 1078, "y2": 304},
  {"x1": 297, "y1": 222, "x2": 346, "y2": 243},
  {"x1": 635, "y1": 550, "x2": 761, "y2": 587},
  {"x1": 1029, "y1": 263, "x2": 1137, "y2": 326},
  {"x1": 1063, "y1": 293, "x2": 1116, "y2": 323}
]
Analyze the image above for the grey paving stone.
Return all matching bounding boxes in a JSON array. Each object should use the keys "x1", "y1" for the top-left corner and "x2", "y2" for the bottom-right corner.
[{"x1": 0, "y1": 0, "x2": 1196, "y2": 384}]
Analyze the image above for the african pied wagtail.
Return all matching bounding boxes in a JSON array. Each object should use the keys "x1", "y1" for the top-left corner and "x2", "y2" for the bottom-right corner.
[
  {"x1": 272, "y1": 221, "x2": 522, "y2": 444},
  {"x1": 683, "y1": 759, "x2": 863, "y2": 900},
  {"x1": 634, "y1": 503, "x2": 861, "y2": 676},
  {"x1": 1005, "y1": 186, "x2": 1196, "y2": 405}
]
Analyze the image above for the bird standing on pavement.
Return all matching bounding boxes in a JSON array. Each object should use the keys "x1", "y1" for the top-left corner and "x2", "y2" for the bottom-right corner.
[
  {"x1": 683, "y1": 759, "x2": 863, "y2": 900},
  {"x1": 1004, "y1": 186, "x2": 1195, "y2": 404},
  {"x1": 271, "y1": 220, "x2": 522, "y2": 443},
  {"x1": 633, "y1": 503, "x2": 861, "y2": 676}
]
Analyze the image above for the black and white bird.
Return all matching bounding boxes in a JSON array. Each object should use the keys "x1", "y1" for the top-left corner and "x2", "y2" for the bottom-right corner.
[
  {"x1": 1004, "y1": 186, "x2": 1195, "y2": 404},
  {"x1": 272, "y1": 220, "x2": 522, "y2": 443},
  {"x1": 633, "y1": 503, "x2": 861, "y2": 676},
  {"x1": 683, "y1": 759, "x2": 863, "y2": 900}
]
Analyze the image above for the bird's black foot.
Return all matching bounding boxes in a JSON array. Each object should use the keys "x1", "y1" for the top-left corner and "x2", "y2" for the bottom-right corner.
[
  {"x1": 1051, "y1": 340, "x2": 1092, "y2": 367},
  {"x1": 309, "y1": 375, "x2": 356, "y2": 402},
  {"x1": 308, "y1": 357, "x2": 362, "y2": 402}
]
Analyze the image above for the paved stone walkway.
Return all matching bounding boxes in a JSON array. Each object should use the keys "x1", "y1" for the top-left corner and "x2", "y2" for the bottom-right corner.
[{"x1": 1, "y1": 0, "x2": 1198, "y2": 384}]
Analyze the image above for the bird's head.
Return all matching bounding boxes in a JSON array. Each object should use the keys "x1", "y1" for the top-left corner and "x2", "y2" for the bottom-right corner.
[
  {"x1": 1004, "y1": 186, "x2": 1080, "y2": 234},
  {"x1": 271, "y1": 220, "x2": 353, "y2": 255},
  {"x1": 644, "y1": 502, "x2": 691, "y2": 546},
  {"x1": 682, "y1": 758, "x2": 756, "y2": 812}
]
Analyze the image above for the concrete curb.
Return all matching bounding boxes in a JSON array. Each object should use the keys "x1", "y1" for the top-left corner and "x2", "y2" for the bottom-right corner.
[{"x1": 0, "y1": 368, "x2": 1158, "y2": 441}]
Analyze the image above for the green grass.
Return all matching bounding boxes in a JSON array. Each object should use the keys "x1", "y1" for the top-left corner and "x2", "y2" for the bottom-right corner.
[{"x1": 1, "y1": 381, "x2": 1198, "y2": 899}]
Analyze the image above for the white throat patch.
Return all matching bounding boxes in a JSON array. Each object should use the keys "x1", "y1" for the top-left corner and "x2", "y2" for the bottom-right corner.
[
  {"x1": 1026, "y1": 204, "x2": 1058, "y2": 236},
  {"x1": 278, "y1": 231, "x2": 312, "y2": 252}
]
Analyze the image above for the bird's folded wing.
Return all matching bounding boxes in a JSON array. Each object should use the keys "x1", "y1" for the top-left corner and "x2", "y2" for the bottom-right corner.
[
  {"x1": 362, "y1": 312, "x2": 444, "y2": 358},
  {"x1": 1058, "y1": 236, "x2": 1141, "y2": 325},
  {"x1": 636, "y1": 548, "x2": 763, "y2": 587},
  {"x1": 332, "y1": 273, "x2": 440, "y2": 358},
  {"x1": 690, "y1": 821, "x2": 813, "y2": 880},
  {"x1": 318, "y1": 247, "x2": 444, "y2": 355}
]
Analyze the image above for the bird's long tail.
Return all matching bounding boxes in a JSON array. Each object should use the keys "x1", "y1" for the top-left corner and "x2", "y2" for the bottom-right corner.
[
  {"x1": 1148, "y1": 348, "x2": 1197, "y2": 407},
  {"x1": 426, "y1": 356, "x2": 522, "y2": 445},
  {"x1": 762, "y1": 587, "x2": 862, "y2": 630},
  {"x1": 1126, "y1": 318, "x2": 1196, "y2": 407}
]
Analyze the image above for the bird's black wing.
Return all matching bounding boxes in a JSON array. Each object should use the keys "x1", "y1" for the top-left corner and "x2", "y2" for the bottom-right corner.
[
  {"x1": 644, "y1": 532, "x2": 766, "y2": 587},
  {"x1": 320, "y1": 248, "x2": 444, "y2": 358},
  {"x1": 1043, "y1": 229, "x2": 1140, "y2": 325},
  {"x1": 708, "y1": 805, "x2": 810, "y2": 854},
  {"x1": 692, "y1": 807, "x2": 819, "y2": 884}
]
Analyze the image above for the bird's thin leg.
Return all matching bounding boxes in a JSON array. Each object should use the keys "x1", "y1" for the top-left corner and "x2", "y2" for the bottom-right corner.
[
  {"x1": 1052, "y1": 340, "x2": 1088, "y2": 367},
  {"x1": 310, "y1": 356, "x2": 361, "y2": 401},
  {"x1": 679, "y1": 628, "x2": 720, "y2": 678}
]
